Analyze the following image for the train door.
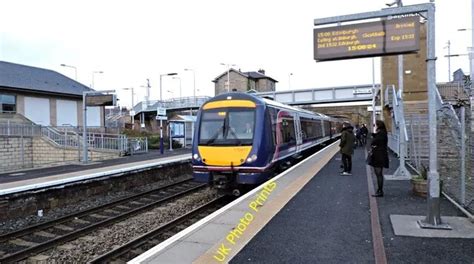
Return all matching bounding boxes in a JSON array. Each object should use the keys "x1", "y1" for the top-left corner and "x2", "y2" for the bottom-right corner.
[{"x1": 294, "y1": 113, "x2": 302, "y2": 152}]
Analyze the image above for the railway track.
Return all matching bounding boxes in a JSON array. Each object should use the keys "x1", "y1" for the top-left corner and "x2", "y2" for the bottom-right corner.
[
  {"x1": 0, "y1": 178, "x2": 206, "y2": 263},
  {"x1": 88, "y1": 196, "x2": 229, "y2": 263}
]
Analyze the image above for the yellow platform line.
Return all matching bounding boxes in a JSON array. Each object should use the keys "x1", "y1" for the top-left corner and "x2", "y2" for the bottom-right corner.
[{"x1": 194, "y1": 143, "x2": 339, "y2": 264}]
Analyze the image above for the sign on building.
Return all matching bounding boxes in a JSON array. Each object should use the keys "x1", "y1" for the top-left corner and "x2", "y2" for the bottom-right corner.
[
  {"x1": 314, "y1": 16, "x2": 420, "y2": 61},
  {"x1": 157, "y1": 107, "x2": 166, "y2": 116}
]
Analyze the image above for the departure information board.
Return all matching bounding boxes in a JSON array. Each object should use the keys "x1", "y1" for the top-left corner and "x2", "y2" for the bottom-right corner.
[{"x1": 314, "y1": 16, "x2": 420, "y2": 61}]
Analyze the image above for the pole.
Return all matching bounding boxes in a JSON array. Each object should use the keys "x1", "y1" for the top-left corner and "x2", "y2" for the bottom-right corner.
[
  {"x1": 372, "y1": 58, "x2": 376, "y2": 129},
  {"x1": 289, "y1": 73, "x2": 293, "y2": 90},
  {"x1": 131, "y1": 88, "x2": 135, "y2": 130},
  {"x1": 418, "y1": 3, "x2": 451, "y2": 230},
  {"x1": 447, "y1": 40, "x2": 451, "y2": 82},
  {"x1": 169, "y1": 123, "x2": 173, "y2": 151},
  {"x1": 460, "y1": 106, "x2": 466, "y2": 206},
  {"x1": 146, "y1": 78, "x2": 151, "y2": 106},
  {"x1": 160, "y1": 75, "x2": 164, "y2": 155},
  {"x1": 82, "y1": 92, "x2": 88, "y2": 163},
  {"x1": 227, "y1": 66, "x2": 230, "y2": 92},
  {"x1": 193, "y1": 70, "x2": 196, "y2": 106},
  {"x1": 392, "y1": 54, "x2": 411, "y2": 179}
]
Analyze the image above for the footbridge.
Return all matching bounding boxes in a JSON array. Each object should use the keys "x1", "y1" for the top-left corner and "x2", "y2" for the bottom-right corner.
[{"x1": 255, "y1": 84, "x2": 379, "y2": 105}]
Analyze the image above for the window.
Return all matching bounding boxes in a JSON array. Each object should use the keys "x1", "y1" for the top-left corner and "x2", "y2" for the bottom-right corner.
[
  {"x1": 279, "y1": 116, "x2": 295, "y2": 144},
  {"x1": 199, "y1": 108, "x2": 255, "y2": 146},
  {"x1": 0, "y1": 94, "x2": 16, "y2": 113}
]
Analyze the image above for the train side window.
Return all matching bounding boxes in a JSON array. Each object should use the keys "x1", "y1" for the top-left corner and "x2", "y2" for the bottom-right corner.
[
  {"x1": 269, "y1": 107, "x2": 278, "y2": 146},
  {"x1": 280, "y1": 116, "x2": 295, "y2": 144}
]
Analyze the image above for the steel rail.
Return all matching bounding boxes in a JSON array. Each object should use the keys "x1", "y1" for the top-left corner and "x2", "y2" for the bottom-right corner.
[
  {"x1": 0, "y1": 180, "x2": 207, "y2": 263},
  {"x1": 88, "y1": 196, "x2": 228, "y2": 263}
]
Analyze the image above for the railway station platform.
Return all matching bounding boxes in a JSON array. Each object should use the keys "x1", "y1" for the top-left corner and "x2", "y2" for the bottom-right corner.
[
  {"x1": 132, "y1": 142, "x2": 474, "y2": 264},
  {"x1": 0, "y1": 149, "x2": 191, "y2": 196}
]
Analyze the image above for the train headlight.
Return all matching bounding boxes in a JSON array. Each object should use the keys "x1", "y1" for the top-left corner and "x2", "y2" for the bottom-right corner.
[
  {"x1": 193, "y1": 153, "x2": 201, "y2": 161},
  {"x1": 246, "y1": 154, "x2": 257, "y2": 163}
]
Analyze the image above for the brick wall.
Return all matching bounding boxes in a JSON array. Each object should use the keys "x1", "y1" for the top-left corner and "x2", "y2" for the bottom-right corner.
[
  {"x1": 0, "y1": 137, "x2": 34, "y2": 171},
  {"x1": 0, "y1": 136, "x2": 119, "y2": 173}
]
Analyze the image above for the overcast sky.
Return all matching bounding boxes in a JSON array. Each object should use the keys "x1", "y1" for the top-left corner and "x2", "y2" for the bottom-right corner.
[{"x1": 0, "y1": 0, "x2": 472, "y2": 109}]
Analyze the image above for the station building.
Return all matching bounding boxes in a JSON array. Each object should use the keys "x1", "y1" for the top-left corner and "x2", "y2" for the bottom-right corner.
[
  {"x1": 0, "y1": 61, "x2": 104, "y2": 127},
  {"x1": 213, "y1": 69, "x2": 278, "y2": 95}
]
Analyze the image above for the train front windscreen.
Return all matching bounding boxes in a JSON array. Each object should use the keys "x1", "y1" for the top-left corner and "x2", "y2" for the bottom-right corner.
[{"x1": 198, "y1": 108, "x2": 255, "y2": 146}]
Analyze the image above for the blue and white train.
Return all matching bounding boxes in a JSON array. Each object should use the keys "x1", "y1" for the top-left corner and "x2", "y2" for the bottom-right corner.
[{"x1": 191, "y1": 92, "x2": 344, "y2": 194}]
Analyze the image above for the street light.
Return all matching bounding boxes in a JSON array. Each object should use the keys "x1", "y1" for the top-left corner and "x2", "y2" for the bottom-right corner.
[
  {"x1": 220, "y1": 63, "x2": 236, "y2": 92},
  {"x1": 184, "y1": 68, "x2": 196, "y2": 104},
  {"x1": 288, "y1": 73, "x2": 293, "y2": 90},
  {"x1": 173, "y1": 76, "x2": 182, "y2": 99},
  {"x1": 122, "y1": 87, "x2": 135, "y2": 129},
  {"x1": 91, "y1": 71, "x2": 103, "y2": 89},
  {"x1": 60, "y1": 64, "x2": 77, "y2": 80},
  {"x1": 457, "y1": 27, "x2": 473, "y2": 91},
  {"x1": 444, "y1": 41, "x2": 452, "y2": 82},
  {"x1": 159, "y1": 72, "x2": 177, "y2": 155}
]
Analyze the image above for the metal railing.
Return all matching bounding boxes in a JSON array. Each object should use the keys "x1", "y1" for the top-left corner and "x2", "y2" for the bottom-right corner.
[
  {"x1": 0, "y1": 121, "x2": 41, "y2": 137},
  {"x1": 0, "y1": 122, "x2": 150, "y2": 153},
  {"x1": 134, "y1": 96, "x2": 211, "y2": 114},
  {"x1": 386, "y1": 84, "x2": 473, "y2": 215}
]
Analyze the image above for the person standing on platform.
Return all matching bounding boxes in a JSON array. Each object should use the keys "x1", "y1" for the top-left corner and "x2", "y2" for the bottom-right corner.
[
  {"x1": 368, "y1": 120, "x2": 389, "y2": 197},
  {"x1": 339, "y1": 122, "x2": 355, "y2": 176},
  {"x1": 360, "y1": 124, "x2": 368, "y2": 146}
]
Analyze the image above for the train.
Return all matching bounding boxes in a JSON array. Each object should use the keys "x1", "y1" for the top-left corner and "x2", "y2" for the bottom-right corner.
[{"x1": 191, "y1": 92, "x2": 345, "y2": 195}]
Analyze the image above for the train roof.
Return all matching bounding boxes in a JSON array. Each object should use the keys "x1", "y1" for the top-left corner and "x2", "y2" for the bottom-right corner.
[{"x1": 206, "y1": 92, "x2": 331, "y2": 120}]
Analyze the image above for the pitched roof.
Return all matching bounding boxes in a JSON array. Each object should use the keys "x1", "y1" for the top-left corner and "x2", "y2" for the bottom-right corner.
[
  {"x1": 0, "y1": 61, "x2": 93, "y2": 97},
  {"x1": 212, "y1": 68, "x2": 278, "y2": 83},
  {"x1": 243, "y1": 71, "x2": 278, "y2": 82}
]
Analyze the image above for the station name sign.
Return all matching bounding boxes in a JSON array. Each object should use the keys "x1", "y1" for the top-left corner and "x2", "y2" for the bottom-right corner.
[{"x1": 314, "y1": 16, "x2": 420, "y2": 61}]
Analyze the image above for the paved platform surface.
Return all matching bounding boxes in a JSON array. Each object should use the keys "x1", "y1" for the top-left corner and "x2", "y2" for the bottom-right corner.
[
  {"x1": 231, "y1": 146, "x2": 473, "y2": 264},
  {"x1": 0, "y1": 148, "x2": 191, "y2": 195}
]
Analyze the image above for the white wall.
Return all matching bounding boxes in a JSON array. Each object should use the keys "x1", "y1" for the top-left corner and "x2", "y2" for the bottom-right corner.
[
  {"x1": 24, "y1": 97, "x2": 50, "y2": 125},
  {"x1": 56, "y1": 100, "x2": 78, "y2": 126},
  {"x1": 86, "y1": 106, "x2": 101, "y2": 127}
]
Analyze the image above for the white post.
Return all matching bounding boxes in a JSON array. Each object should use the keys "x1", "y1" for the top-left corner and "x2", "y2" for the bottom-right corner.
[
  {"x1": 418, "y1": 3, "x2": 451, "y2": 230},
  {"x1": 392, "y1": 55, "x2": 411, "y2": 179},
  {"x1": 82, "y1": 92, "x2": 88, "y2": 163},
  {"x1": 460, "y1": 106, "x2": 466, "y2": 206}
]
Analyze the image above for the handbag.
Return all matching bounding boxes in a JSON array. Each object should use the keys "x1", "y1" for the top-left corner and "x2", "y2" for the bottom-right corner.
[{"x1": 366, "y1": 149, "x2": 373, "y2": 165}]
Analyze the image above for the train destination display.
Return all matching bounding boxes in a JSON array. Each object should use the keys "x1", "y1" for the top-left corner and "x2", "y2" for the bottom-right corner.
[{"x1": 314, "y1": 16, "x2": 420, "y2": 61}]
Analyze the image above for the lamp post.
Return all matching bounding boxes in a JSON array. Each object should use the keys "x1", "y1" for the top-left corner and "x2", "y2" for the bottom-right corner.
[
  {"x1": 184, "y1": 68, "x2": 196, "y2": 105},
  {"x1": 122, "y1": 87, "x2": 135, "y2": 129},
  {"x1": 288, "y1": 73, "x2": 293, "y2": 90},
  {"x1": 159, "y1": 72, "x2": 177, "y2": 155},
  {"x1": 91, "y1": 71, "x2": 103, "y2": 89},
  {"x1": 60, "y1": 64, "x2": 77, "y2": 80},
  {"x1": 444, "y1": 40, "x2": 451, "y2": 82},
  {"x1": 220, "y1": 63, "x2": 236, "y2": 92},
  {"x1": 173, "y1": 76, "x2": 182, "y2": 100}
]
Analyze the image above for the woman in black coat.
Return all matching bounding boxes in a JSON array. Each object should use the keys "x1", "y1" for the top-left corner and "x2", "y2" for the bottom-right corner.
[{"x1": 368, "y1": 120, "x2": 389, "y2": 197}]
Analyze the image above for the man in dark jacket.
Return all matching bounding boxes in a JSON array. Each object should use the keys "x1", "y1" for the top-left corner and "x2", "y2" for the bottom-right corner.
[{"x1": 339, "y1": 122, "x2": 355, "y2": 175}]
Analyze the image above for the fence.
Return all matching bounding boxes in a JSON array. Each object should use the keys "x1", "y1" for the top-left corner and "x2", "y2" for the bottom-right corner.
[
  {"x1": 0, "y1": 122, "x2": 149, "y2": 172},
  {"x1": 386, "y1": 84, "x2": 473, "y2": 215}
]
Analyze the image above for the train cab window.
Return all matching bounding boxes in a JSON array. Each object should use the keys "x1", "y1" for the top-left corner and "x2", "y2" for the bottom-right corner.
[{"x1": 199, "y1": 108, "x2": 255, "y2": 146}]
